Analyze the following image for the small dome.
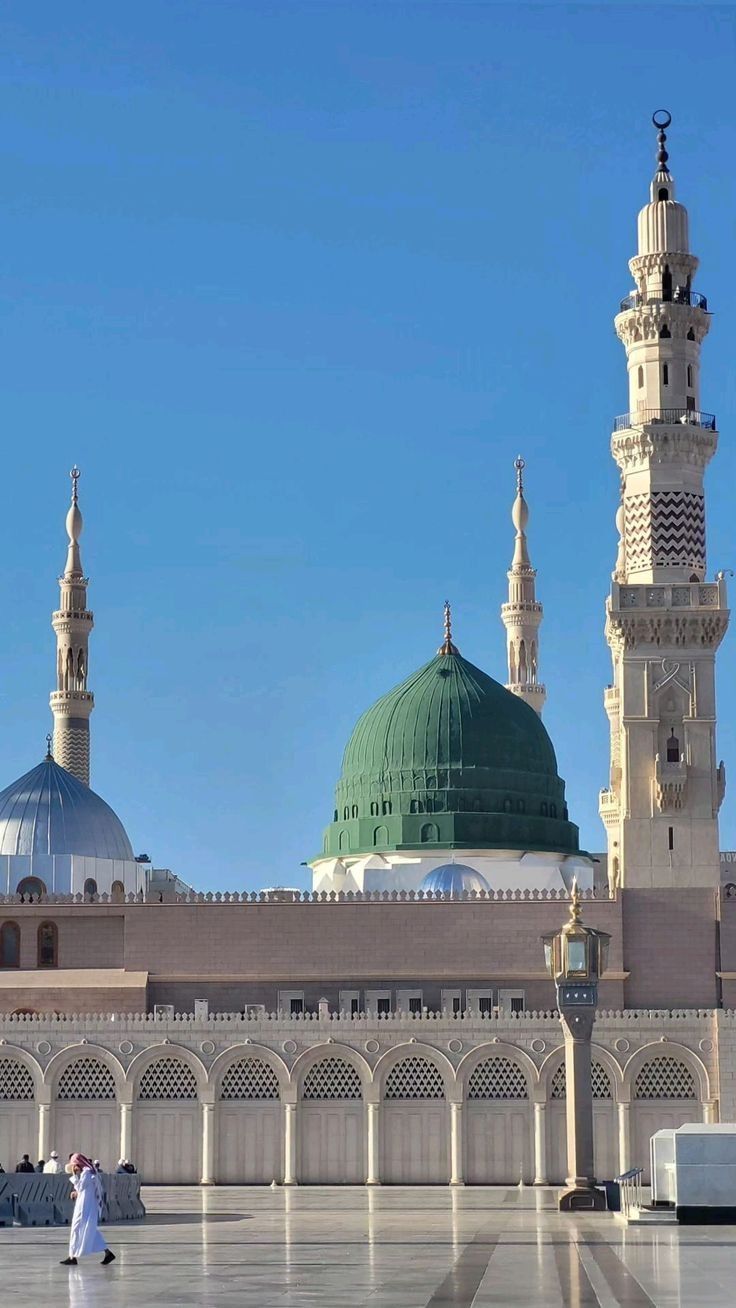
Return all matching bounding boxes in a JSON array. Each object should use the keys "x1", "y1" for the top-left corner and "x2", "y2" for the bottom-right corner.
[
  {"x1": 0, "y1": 757, "x2": 134, "y2": 860},
  {"x1": 420, "y1": 864, "x2": 490, "y2": 896}
]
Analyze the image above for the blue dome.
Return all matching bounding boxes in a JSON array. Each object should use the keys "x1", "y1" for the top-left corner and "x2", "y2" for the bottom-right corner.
[
  {"x1": 0, "y1": 758, "x2": 134, "y2": 860},
  {"x1": 419, "y1": 863, "x2": 490, "y2": 896}
]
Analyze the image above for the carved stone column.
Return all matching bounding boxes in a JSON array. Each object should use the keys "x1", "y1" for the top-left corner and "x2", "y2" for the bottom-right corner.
[
  {"x1": 449, "y1": 1100, "x2": 464, "y2": 1186},
  {"x1": 283, "y1": 1101, "x2": 298, "y2": 1186},
  {"x1": 533, "y1": 1101, "x2": 548, "y2": 1185},
  {"x1": 617, "y1": 1100, "x2": 631, "y2": 1175},
  {"x1": 365, "y1": 1090, "x2": 380, "y2": 1186},
  {"x1": 200, "y1": 1099, "x2": 215, "y2": 1186}
]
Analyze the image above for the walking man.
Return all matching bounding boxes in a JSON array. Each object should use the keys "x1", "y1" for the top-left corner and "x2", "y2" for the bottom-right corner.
[{"x1": 60, "y1": 1153, "x2": 115, "y2": 1267}]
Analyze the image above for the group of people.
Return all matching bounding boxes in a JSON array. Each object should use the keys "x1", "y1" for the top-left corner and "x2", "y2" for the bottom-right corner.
[
  {"x1": 0, "y1": 1149, "x2": 136, "y2": 1268},
  {"x1": 1, "y1": 1152, "x2": 137, "y2": 1175}
]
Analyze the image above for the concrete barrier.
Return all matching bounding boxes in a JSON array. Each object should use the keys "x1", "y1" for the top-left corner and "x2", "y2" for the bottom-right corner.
[
  {"x1": 0, "y1": 1176, "x2": 14, "y2": 1227},
  {"x1": 12, "y1": 1175, "x2": 55, "y2": 1226},
  {"x1": 3, "y1": 1172, "x2": 145, "y2": 1226}
]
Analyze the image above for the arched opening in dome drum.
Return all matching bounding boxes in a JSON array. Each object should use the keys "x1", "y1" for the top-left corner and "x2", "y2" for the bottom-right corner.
[
  {"x1": 373, "y1": 826, "x2": 389, "y2": 846},
  {"x1": 420, "y1": 823, "x2": 438, "y2": 843},
  {"x1": 658, "y1": 187, "x2": 669, "y2": 201},
  {"x1": 16, "y1": 877, "x2": 46, "y2": 900},
  {"x1": 84, "y1": 878, "x2": 98, "y2": 900},
  {"x1": 343, "y1": 807, "x2": 349, "y2": 821},
  {"x1": 0, "y1": 921, "x2": 20, "y2": 968},
  {"x1": 382, "y1": 800, "x2": 392, "y2": 816},
  {"x1": 663, "y1": 265, "x2": 672, "y2": 301},
  {"x1": 338, "y1": 830, "x2": 350, "y2": 852},
  {"x1": 37, "y1": 921, "x2": 58, "y2": 968},
  {"x1": 659, "y1": 323, "x2": 671, "y2": 338},
  {"x1": 370, "y1": 802, "x2": 379, "y2": 817},
  {"x1": 111, "y1": 880, "x2": 125, "y2": 902},
  {"x1": 351, "y1": 805, "x2": 358, "y2": 819},
  {"x1": 540, "y1": 802, "x2": 548, "y2": 817}
]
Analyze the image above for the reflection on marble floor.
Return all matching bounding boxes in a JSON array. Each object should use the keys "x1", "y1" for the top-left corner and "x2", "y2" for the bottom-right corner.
[{"x1": 1, "y1": 1185, "x2": 736, "y2": 1307}]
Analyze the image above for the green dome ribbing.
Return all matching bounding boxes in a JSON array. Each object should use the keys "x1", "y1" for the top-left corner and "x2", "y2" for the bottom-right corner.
[{"x1": 319, "y1": 651, "x2": 579, "y2": 859}]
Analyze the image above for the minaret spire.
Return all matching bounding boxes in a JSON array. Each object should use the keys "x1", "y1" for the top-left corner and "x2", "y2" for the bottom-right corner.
[
  {"x1": 501, "y1": 457, "x2": 546, "y2": 715},
  {"x1": 49, "y1": 467, "x2": 95, "y2": 784}
]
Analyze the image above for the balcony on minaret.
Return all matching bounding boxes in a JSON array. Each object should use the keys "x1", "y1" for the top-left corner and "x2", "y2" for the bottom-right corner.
[
  {"x1": 653, "y1": 750, "x2": 688, "y2": 813},
  {"x1": 613, "y1": 408, "x2": 716, "y2": 433},
  {"x1": 619, "y1": 288, "x2": 708, "y2": 313}
]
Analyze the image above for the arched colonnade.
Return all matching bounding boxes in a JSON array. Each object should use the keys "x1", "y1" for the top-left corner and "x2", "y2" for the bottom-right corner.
[{"x1": 0, "y1": 1039, "x2": 712, "y2": 1185}]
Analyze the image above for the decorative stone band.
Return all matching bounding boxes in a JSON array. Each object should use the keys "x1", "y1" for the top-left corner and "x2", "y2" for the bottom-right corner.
[{"x1": 624, "y1": 490, "x2": 706, "y2": 574}]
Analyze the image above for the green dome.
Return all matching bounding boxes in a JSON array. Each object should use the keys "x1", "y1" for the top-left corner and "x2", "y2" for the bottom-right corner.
[{"x1": 319, "y1": 650, "x2": 579, "y2": 859}]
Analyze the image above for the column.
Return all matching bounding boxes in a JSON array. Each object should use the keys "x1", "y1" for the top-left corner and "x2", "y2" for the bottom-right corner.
[
  {"x1": 200, "y1": 1101, "x2": 215, "y2": 1186},
  {"x1": 533, "y1": 1102, "x2": 548, "y2": 1185},
  {"x1": 120, "y1": 1096, "x2": 133, "y2": 1163},
  {"x1": 703, "y1": 1100, "x2": 718, "y2": 1125},
  {"x1": 37, "y1": 1099, "x2": 51, "y2": 1162},
  {"x1": 617, "y1": 1101, "x2": 631, "y2": 1175},
  {"x1": 365, "y1": 1101, "x2": 381, "y2": 1185},
  {"x1": 283, "y1": 1102, "x2": 298, "y2": 1186},
  {"x1": 449, "y1": 1101, "x2": 464, "y2": 1186}
]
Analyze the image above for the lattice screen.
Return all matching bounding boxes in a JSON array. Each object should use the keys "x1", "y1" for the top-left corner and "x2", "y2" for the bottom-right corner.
[
  {"x1": 219, "y1": 1059, "x2": 280, "y2": 1100},
  {"x1": 137, "y1": 1058, "x2": 198, "y2": 1101},
  {"x1": 0, "y1": 1059, "x2": 34, "y2": 1101},
  {"x1": 549, "y1": 1062, "x2": 612, "y2": 1100},
  {"x1": 384, "y1": 1057, "x2": 445, "y2": 1100},
  {"x1": 56, "y1": 1057, "x2": 116, "y2": 1101},
  {"x1": 467, "y1": 1057, "x2": 529, "y2": 1100},
  {"x1": 634, "y1": 1057, "x2": 696, "y2": 1100},
  {"x1": 303, "y1": 1058, "x2": 363, "y2": 1100}
]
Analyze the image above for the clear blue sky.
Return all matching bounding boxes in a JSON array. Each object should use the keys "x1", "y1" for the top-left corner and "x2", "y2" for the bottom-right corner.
[{"x1": 1, "y1": 3, "x2": 734, "y2": 889}]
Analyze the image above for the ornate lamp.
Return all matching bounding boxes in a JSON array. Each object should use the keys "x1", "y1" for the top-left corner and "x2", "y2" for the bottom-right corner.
[{"x1": 541, "y1": 882, "x2": 610, "y2": 1211}]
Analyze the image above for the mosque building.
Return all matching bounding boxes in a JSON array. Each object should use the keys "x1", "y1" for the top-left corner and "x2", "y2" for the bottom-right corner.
[{"x1": 0, "y1": 114, "x2": 735, "y2": 1189}]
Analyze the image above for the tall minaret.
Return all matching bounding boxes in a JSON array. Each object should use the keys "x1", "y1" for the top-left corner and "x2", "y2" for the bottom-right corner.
[
  {"x1": 500, "y1": 456, "x2": 546, "y2": 715},
  {"x1": 599, "y1": 113, "x2": 729, "y2": 890},
  {"x1": 49, "y1": 467, "x2": 94, "y2": 784}
]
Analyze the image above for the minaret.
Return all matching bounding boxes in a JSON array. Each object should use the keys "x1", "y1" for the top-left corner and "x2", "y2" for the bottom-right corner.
[
  {"x1": 500, "y1": 456, "x2": 546, "y2": 715},
  {"x1": 599, "y1": 113, "x2": 728, "y2": 890},
  {"x1": 49, "y1": 467, "x2": 94, "y2": 784}
]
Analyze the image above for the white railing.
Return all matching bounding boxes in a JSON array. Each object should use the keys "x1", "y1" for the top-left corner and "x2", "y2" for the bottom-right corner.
[{"x1": 615, "y1": 1166, "x2": 644, "y2": 1218}]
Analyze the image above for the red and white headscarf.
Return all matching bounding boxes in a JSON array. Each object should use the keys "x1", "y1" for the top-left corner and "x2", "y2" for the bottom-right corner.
[{"x1": 68, "y1": 1153, "x2": 95, "y2": 1172}]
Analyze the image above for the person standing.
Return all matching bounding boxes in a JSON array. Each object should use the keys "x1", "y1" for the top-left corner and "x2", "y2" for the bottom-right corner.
[
  {"x1": 15, "y1": 1155, "x2": 35, "y2": 1173},
  {"x1": 44, "y1": 1151, "x2": 64, "y2": 1174},
  {"x1": 59, "y1": 1154, "x2": 115, "y2": 1267}
]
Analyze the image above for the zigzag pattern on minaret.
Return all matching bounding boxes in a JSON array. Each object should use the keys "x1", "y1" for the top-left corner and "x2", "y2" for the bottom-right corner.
[{"x1": 624, "y1": 490, "x2": 706, "y2": 573}]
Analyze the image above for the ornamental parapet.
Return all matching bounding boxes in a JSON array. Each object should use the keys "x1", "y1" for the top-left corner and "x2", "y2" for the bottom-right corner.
[
  {"x1": 611, "y1": 423, "x2": 717, "y2": 472},
  {"x1": 0, "y1": 885, "x2": 602, "y2": 906},
  {"x1": 612, "y1": 580, "x2": 726, "y2": 611}
]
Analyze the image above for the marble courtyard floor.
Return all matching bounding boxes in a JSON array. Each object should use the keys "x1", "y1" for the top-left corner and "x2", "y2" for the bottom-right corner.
[{"x1": 1, "y1": 1185, "x2": 736, "y2": 1307}]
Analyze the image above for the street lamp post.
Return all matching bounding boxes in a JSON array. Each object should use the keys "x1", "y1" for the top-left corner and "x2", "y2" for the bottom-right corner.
[{"x1": 542, "y1": 882, "x2": 610, "y2": 1212}]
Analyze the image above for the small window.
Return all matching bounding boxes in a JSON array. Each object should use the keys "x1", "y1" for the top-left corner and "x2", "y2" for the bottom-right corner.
[
  {"x1": 687, "y1": 364, "x2": 693, "y2": 388},
  {"x1": 351, "y1": 805, "x2": 358, "y2": 819},
  {"x1": 503, "y1": 797, "x2": 512, "y2": 813},
  {"x1": 687, "y1": 328, "x2": 695, "y2": 342},
  {"x1": 659, "y1": 323, "x2": 671, "y2": 338},
  {"x1": 668, "y1": 826, "x2": 674, "y2": 852},
  {"x1": 662, "y1": 363, "x2": 669, "y2": 386},
  {"x1": 550, "y1": 803, "x2": 557, "y2": 819},
  {"x1": 83, "y1": 878, "x2": 97, "y2": 899},
  {"x1": 382, "y1": 800, "x2": 392, "y2": 816},
  {"x1": 290, "y1": 998, "x2": 304, "y2": 1017},
  {"x1": 0, "y1": 921, "x2": 20, "y2": 968},
  {"x1": 666, "y1": 732, "x2": 680, "y2": 763},
  {"x1": 510, "y1": 996, "x2": 525, "y2": 1014},
  {"x1": 37, "y1": 922, "x2": 58, "y2": 968},
  {"x1": 663, "y1": 266, "x2": 672, "y2": 301},
  {"x1": 343, "y1": 806, "x2": 349, "y2": 820},
  {"x1": 377, "y1": 998, "x2": 391, "y2": 1017},
  {"x1": 408, "y1": 997, "x2": 422, "y2": 1016},
  {"x1": 478, "y1": 996, "x2": 493, "y2": 1016},
  {"x1": 111, "y1": 880, "x2": 125, "y2": 902},
  {"x1": 540, "y1": 801, "x2": 548, "y2": 817},
  {"x1": 658, "y1": 187, "x2": 669, "y2": 201},
  {"x1": 370, "y1": 802, "x2": 379, "y2": 817},
  {"x1": 637, "y1": 365, "x2": 644, "y2": 388},
  {"x1": 350, "y1": 998, "x2": 359, "y2": 1017},
  {"x1": 517, "y1": 798, "x2": 525, "y2": 814},
  {"x1": 16, "y1": 877, "x2": 46, "y2": 900}
]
